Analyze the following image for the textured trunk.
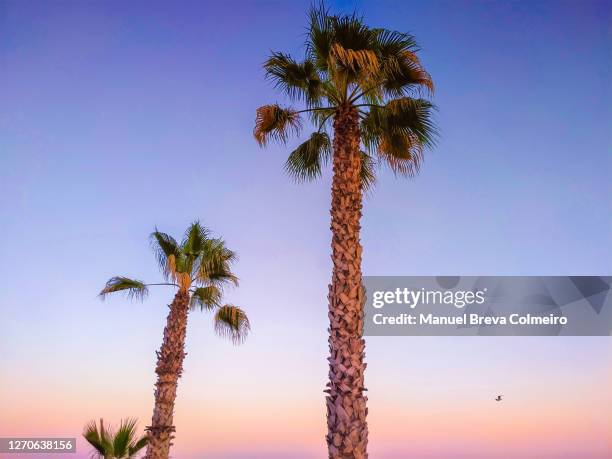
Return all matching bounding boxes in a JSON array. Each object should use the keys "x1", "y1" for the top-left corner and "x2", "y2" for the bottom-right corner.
[
  {"x1": 326, "y1": 105, "x2": 368, "y2": 459},
  {"x1": 144, "y1": 290, "x2": 190, "y2": 459}
]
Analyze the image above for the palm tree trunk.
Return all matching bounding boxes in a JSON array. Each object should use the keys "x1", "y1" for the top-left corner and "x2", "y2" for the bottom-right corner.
[
  {"x1": 326, "y1": 104, "x2": 368, "y2": 459},
  {"x1": 144, "y1": 290, "x2": 190, "y2": 459}
]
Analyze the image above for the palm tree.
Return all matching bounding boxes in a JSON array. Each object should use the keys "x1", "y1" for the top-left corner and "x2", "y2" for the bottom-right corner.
[
  {"x1": 83, "y1": 418, "x2": 148, "y2": 459},
  {"x1": 99, "y1": 222, "x2": 250, "y2": 459},
  {"x1": 254, "y1": 4, "x2": 436, "y2": 458}
]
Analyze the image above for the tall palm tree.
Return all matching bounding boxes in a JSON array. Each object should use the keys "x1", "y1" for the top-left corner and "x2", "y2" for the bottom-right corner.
[
  {"x1": 254, "y1": 4, "x2": 436, "y2": 458},
  {"x1": 83, "y1": 418, "x2": 148, "y2": 459},
  {"x1": 100, "y1": 222, "x2": 250, "y2": 459}
]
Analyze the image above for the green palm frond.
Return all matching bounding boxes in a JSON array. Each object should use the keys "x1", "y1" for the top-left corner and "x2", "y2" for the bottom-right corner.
[
  {"x1": 150, "y1": 230, "x2": 181, "y2": 279},
  {"x1": 361, "y1": 97, "x2": 437, "y2": 176},
  {"x1": 385, "y1": 98, "x2": 438, "y2": 147},
  {"x1": 284, "y1": 132, "x2": 331, "y2": 183},
  {"x1": 182, "y1": 221, "x2": 210, "y2": 255},
  {"x1": 83, "y1": 418, "x2": 147, "y2": 459},
  {"x1": 372, "y1": 28, "x2": 419, "y2": 59},
  {"x1": 306, "y1": 2, "x2": 334, "y2": 71},
  {"x1": 194, "y1": 237, "x2": 239, "y2": 287},
  {"x1": 127, "y1": 436, "x2": 148, "y2": 458},
  {"x1": 214, "y1": 305, "x2": 250, "y2": 344},
  {"x1": 254, "y1": 104, "x2": 301, "y2": 146},
  {"x1": 265, "y1": 52, "x2": 323, "y2": 106},
  {"x1": 99, "y1": 277, "x2": 148, "y2": 301},
  {"x1": 112, "y1": 418, "x2": 138, "y2": 458},
  {"x1": 191, "y1": 286, "x2": 222, "y2": 311},
  {"x1": 381, "y1": 56, "x2": 433, "y2": 98},
  {"x1": 370, "y1": 28, "x2": 433, "y2": 97},
  {"x1": 360, "y1": 151, "x2": 377, "y2": 191},
  {"x1": 328, "y1": 11, "x2": 373, "y2": 52},
  {"x1": 83, "y1": 419, "x2": 113, "y2": 458}
]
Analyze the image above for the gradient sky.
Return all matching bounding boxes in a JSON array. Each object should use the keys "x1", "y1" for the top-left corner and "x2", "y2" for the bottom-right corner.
[{"x1": 1, "y1": 1, "x2": 611, "y2": 458}]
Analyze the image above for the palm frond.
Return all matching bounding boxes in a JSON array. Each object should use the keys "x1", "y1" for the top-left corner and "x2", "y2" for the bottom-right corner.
[
  {"x1": 112, "y1": 418, "x2": 138, "y2": 458},
  {"x1": 191, "y1": 286, "x2": 222, "y2": 311},
  {"x1": 214, "y1": 305, "x2": 250, "y2": 344},
  {"x1": 385, "y1": 98, "x2": 438, "y2": 147},
  {"x1": 181, "y1": 221, "x2": 210, "y2": 277},
  {"x1": 372, "y1": 28, "x2": 419, "y2": 59},
  {"x1": 329, "y1": 12, "x2": 373, "y2": 52},
  {"x1": 361, "y1": 97, "x2": 437, "y2": 177},
  {"x1": 379, "y1": 131, "x2": 424, "y2": 177},
  {"x1": 150, "y1": 230, "x2": 182, "y2": 280},
  {"x1": 360, "y1": 151, "x2": 377, "y2": 191},
  {"x1": 83, "y1": 419, "x2": 113, "y2": 458},
  {"x1": 99, "y1": 277, "x2": 148, "y2": 301},
  {"x1": 330, "y1": 43, "x2": 379, "y2": 76},
  {"x1": 306, "y1": 2, "x2": 334, "y2": 71},
  {"x1": 128, "y1": 436, "x2": 148, "y2": 458},
  {"x1": 307, "y1": 105, "x2": 335, "y2": 129},
  {"x1": 265, "y1": 52, "x2": 323, "y2": 106},
  {"x1": 284, "y1": 132, "x2": 331, "y2": 183},
  {"x1": 254, "y1": 104, "x2": 301, "y2": 146},
  {"x1": 381, "y1": 57, "x2": 433, "y2": 97},
  {"x1": 367, "y1": 28, "x2": 433, "y2": 98},
  {"x1": 194, "y1": 238, "x2": 239, "y2": 288}
]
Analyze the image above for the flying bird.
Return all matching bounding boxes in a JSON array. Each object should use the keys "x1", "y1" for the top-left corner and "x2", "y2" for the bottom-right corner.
[{"x1": 495, "y1": 395, "x2": 503, "y2": 402}]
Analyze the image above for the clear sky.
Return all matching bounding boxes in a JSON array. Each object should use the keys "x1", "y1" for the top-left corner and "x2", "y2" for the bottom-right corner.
[{"x1": 1, "y1": 1, "x2": 610, "y2": 458}]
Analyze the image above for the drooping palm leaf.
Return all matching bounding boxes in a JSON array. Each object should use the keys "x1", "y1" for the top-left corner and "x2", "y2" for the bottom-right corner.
[
  {"x1": 99, "y1": 277, "x2": 148, "y2": 301},
  {"x1": 382, "y1": 97, "x2": 437, "y2": 148},
  {"x1": 361, "y1": 97, "x2": 437, "y2": 176},
  {"x1": 284, "y1": 132, "x2": 332, "y2": 182},
  {"x1": 214, "y1": 305, "x2": 250, "y2": 344},
  {"x1": 254, "y1": 104, "x2": 301, "y2": 146},
  {"x1": 190, "y1": 286, "x2": 222, "y2": 311},
  {"x1": 194, "y1": 238, "x2": 238, "y2": 287},
  {"x1": 380, "y1": 56, "x2": 433, "y2": 98},
  {"x1": 330, "y1": 42, "x2": 379, "y2": 77}
]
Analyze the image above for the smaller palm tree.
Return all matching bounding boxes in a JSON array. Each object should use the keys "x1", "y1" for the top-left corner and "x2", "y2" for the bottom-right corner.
[
  {"x1": 100, "y1": 221, "x2": 250, "y2": 459},
  {"x1": 83, "y1": 418, "x2": 148, "y2": 459}
]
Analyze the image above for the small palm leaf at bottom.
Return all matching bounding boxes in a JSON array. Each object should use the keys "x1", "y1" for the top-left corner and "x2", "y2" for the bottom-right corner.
[
  {"x1": 83, "y1": 418, "x2": 148, "y2": 459},
  {"x1": 214, "y1": 305, "x2": 250, "y2": 344},
  {"x1": 112, "y1": 418, "x2": 139, "y2": 458},
  {"x1": 83, "y1": 419, "x2": 111, "y2": 458}
]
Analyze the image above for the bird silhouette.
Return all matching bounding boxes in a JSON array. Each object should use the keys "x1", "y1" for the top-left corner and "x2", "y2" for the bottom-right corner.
[{"x1": 495, "y1": 395, "x2": 503, "y2": 402}]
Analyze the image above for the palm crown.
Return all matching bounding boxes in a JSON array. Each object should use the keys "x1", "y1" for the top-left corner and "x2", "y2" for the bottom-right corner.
[
  {"x1": 83, "y1": 418, "x2": 148, "y2": 459},
  {"x1": 99, "y1": 222, "x2": 249, "y2": 343},
  {"x1": 254, "y1": 3, "x2": 437, "y2": 183}
]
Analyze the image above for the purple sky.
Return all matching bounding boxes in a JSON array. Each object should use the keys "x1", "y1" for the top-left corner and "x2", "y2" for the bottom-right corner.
[{"x1": 1, "y1": 1, "x2": 610, "y2": 458}]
